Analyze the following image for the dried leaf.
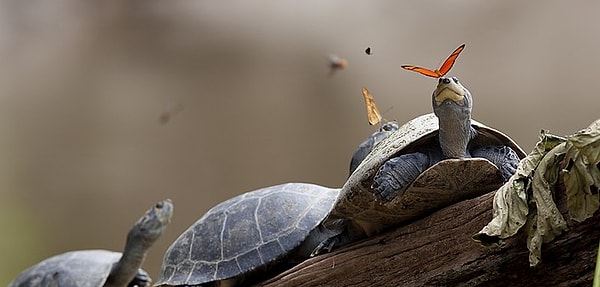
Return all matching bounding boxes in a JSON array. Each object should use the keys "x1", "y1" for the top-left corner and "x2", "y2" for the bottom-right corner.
[
  {"x1": 473, "y1": 131, "x2": 564, "y2": 246},
  {"x1": 563, "y1": 119, "x2": 600, "y2": 222},
  {"x1": 526, "y1": 143, "x2": 568, "y2": 266},
  {"x1": 476, "y1": 119, "x2": 600, "y2": 267}
]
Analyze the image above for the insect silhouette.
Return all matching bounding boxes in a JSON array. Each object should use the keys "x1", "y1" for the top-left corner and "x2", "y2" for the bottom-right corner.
[
  {"x1": 328, "y1": 54, "x2": 348, "y2": 76},
  {"x1": 365, "y1": 47, "x2": 372, "y2": 55},
  {"x1": 361, "y1": 87, "x2": 382, "y2": 126},
  {"x1": 401, "y1": 44, "x2": 465, "y2": 78},
  {"x1": 159, "y1": 102, "x2": 183, "y2": 125}
]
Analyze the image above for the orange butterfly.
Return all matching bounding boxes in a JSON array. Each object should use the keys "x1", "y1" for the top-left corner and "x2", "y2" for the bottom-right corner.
[
  {"x1": 401, "y1": 44, "x2": 465, "y2": 78},
  {"x1": 361, "y1": 87, "x2": 382, "y2": 126}
]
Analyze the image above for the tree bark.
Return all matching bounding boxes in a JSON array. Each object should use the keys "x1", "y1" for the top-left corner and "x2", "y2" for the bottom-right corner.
[{"x1": 258, "y1": 190, "x2": 600, "y2": 287}]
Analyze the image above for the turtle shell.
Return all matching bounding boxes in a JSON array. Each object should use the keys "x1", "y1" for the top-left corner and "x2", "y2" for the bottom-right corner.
[
  {"x1": 8, "y1": 250, "x2": 134, "y2": 287},
  {"x1": 327, "y1": 113, "x2": 526, "y2": 235},
  {"x1": 155, "y1": 183, "x2": 339, "y2": 286}
]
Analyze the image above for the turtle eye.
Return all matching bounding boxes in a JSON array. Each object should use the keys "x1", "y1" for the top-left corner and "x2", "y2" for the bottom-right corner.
[
  {"x1": 438, "y1": 78, "x2": 443, "y2": 84},
  {"x1": 452, "y1": 77, "x2": 459, "y2": 83},
  {"x1": 156, "y1": 202, "x2": 164, "y2": 209}
]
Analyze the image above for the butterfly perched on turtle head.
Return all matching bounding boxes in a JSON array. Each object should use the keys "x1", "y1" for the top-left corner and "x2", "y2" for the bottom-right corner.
[{"x1": 401, "y1": 44, "x2": 465, "y2": 78}]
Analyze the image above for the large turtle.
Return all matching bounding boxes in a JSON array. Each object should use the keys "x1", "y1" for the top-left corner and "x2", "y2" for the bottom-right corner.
[
  {"x1": 321, "y1": 77, "x2": 526, "y2": 241},
  {"x1": 9, "y1": 199, "x2": 173, "y2": 287},
  {"x1": 155, "y1": 183, "x2": 341, "y2": 287}
]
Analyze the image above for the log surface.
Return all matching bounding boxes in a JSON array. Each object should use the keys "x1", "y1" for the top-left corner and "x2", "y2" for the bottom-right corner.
[{"x1": 259, "y1": 191, "x2": 600, "y2": 287}]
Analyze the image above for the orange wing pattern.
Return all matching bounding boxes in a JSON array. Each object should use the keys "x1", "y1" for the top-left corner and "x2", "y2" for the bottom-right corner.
[
  {"x1": 401, "y1": 65, "x2": 442, "y2": 78},
  {"x1": 401, "y1": 44, "x2": 465, "y2": 78},
  {"x1": 362, "y1": 87, "x2": 382, "y2": 126}
]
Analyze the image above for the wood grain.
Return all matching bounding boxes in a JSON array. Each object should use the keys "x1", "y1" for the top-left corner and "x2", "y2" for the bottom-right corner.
[{"x1": 258, "y1": 190, "x2": 600, "y2": 287}]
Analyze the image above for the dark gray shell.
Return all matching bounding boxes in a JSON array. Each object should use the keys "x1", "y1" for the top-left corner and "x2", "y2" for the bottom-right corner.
[
  {"x1": 155, "y1": 183, "x2": 339, "y2": 286},
  {"x1": 8, "y1": 250, "x2": 132, "y2": 287},
  {"x1": 327, "y1": 113, "x2": 526, "y2": 235}
]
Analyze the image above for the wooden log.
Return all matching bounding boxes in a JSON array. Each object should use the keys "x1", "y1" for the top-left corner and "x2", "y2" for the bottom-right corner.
[{"x1": 259, "y1": 191, "x2": 600, "y2": 287}]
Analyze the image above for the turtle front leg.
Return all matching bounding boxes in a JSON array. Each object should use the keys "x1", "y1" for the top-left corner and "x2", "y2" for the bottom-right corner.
[
  {"x1": 471, "y1": 146, "x2": 520, "y2": 181},
  {"x1": 372, "y1": 152, "x2": 431, "y2": 202},
  {"x1": 309, "y1": 220, "x2": 349, "y2": 256}
]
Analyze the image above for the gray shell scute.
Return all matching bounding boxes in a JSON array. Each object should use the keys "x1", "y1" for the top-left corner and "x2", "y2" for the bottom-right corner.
[
  {"x1": 238, "y1": 249, "x2": 263, "y2": 271},
  {"x1": 157, "y1": 183, "x2": 339, "y2": 286},
  {"x1": 221, "y1": 198, "x2": 261, "y2": 258},
  {"x1": 216, "y1": 259, "x2": 238, "y2": 279}
]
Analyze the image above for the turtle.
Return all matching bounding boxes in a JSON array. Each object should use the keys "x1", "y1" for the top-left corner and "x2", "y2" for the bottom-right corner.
[
  {"x1": 320, "y1": 77, "x2": 527, "y2": 243},
  {"x1": 154, "y1": 183, "x2": 341, "y2": 287},
  {"x1": 9, "y1": 199, "x2": 173, "y2": 287},
  {"x1": 349, "y1": 121, "x2": 399, "y2": 175}
]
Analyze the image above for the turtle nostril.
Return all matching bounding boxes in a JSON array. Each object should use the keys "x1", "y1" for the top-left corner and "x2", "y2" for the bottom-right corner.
[{"x1": 442, "y1": 78, "x2": 451, "y2": 84}]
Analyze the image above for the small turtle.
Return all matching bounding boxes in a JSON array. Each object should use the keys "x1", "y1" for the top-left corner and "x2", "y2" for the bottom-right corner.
[
  {"x1": 349, "y1": 121, "x2": 399, "y2": 175},
  {"x1": 322, "y1": 77, "x2": 526, "y2": 240},
  {"x1": 155, "y1": 183, "x2": 340, "y2": 287},
  {"x1": 9, "y1": 199, "x2": 173, "y2": 287}
]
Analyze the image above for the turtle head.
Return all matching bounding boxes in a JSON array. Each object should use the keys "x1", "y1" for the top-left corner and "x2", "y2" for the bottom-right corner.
[
  {"x1": 431, "y1": 77, "x2": 475, "y2": 159},
  {"x1": 379, "y1": 121, "x2": 399, "y2": 132},
  {"x1": 129, "y1": 199, "x2": 173, "y2": 247},
  {"x1": 107, "y1": 199, "x2": 173, "y2": 287},
  {"x1": 432, "y1": 77, "x2": 472, "y2": 111}
]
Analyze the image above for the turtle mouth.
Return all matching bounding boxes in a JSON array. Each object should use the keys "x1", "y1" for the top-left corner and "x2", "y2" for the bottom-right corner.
[{"x1": 433, "y1": 82, "x2": 465, "y2": 106}]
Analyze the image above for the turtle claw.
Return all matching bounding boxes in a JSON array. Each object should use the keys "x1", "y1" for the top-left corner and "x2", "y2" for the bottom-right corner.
[
  {"x1": 311, "y1": 237, "x2": 340, "y2": 257},
  {"x1": 310, "y1": 221, "x2": 348, "y2": 257},
  {"x1": 128, "y1": 269, "x2": 151, "y2": 287},
  {"x1": 471, "y1": 146, "x2": 519, "y2": 181}
]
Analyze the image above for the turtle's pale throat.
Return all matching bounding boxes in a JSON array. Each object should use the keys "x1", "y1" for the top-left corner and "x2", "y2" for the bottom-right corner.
[{"x1": 434, "y1": 87, "x2": 465, "y2": 106}]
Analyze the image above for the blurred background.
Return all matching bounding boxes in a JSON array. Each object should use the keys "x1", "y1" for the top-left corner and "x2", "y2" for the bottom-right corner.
[{"x1": 1, "y1": 0, "x2": 599, "y2": 284}]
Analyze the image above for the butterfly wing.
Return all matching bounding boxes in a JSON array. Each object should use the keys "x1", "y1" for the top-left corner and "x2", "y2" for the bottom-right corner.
[
  {"x1": 401, "y1": 65, "x2": 441, "y2": 78},
  {"x1": 401, "y1": 43, "x2": 466, "y2": 78},
  {"x1": 437, "y1": 43, "x2": 465, "y2": 77},
  {"x1": 362, "y1": 87, "x2": 382, "y2": 125}
]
